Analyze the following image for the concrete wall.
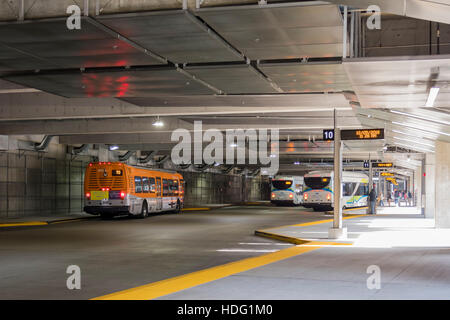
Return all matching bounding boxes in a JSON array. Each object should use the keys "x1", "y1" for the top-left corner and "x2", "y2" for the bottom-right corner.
[
  {"x1": 0, "y1": 152, "x2": 90, "y2": 218},
  {"x1": 0, "y1": 149, "x2": 270, "y2": 218},
  {"x1": 363, "y1": 15, "x2": 450, "y2": 57},
  {"x1": 435, "y1": 141, "x2": 450, "y2": 228},
  {"x1": 181, "y1": 171, "x2": 270, "y2": 207}
]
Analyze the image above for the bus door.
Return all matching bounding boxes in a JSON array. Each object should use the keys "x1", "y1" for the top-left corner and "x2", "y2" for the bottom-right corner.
[{"x1": 156, "y1": 177, "x2": 162, "y2": 211}]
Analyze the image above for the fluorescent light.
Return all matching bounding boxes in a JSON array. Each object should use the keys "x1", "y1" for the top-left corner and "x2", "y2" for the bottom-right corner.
[
  {"x1": 392, "y1": 121, "x2": 450, "y2": 137},
  {"x1": 270, "y1": 154, "x2": 277, "y2": 158},
  {"x1": 152, "y1": 116, "x2": 164, "y2": 127},
  {"x1": 229, "y1": 143, "x2": 238, "y2": 148},
  {"x1": 294, "y1": 161, "x2": 300, "y2": 165},
  {"x1": 394, "y1": 142, "x2": 434, "y2": 153},
  {"x1": 390, "y1": 110, "x2": 450, "y2": 126},
  {"x1": 426, "y1": 87, "x2": 440, "y2": 107},
  {"x1": 393, "y1": 136, "x2": 435, "y2": 148},
  {"x1": 109, "y1": 145, "x2": 119, "y2": 151}
]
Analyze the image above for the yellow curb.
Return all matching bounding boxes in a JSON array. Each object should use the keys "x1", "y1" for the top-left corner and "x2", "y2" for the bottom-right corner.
[
  {"x1": 0, "y1": 221, "x2": 48, "y2": 228},
  {"x1": 92, "y1": 245, "x2": 320, "y2": 300},
  {"x1": 181, "y1": 207, "x2": 211, "y2": 211},
  {"x1": 255, "y1": 214, "x2": 368, "y2": 245}
]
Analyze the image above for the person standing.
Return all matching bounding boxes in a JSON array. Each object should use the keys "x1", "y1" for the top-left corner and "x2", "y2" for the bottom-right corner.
[
  {"x1": 407, "y1": 191, "x2": 412, "y2": 206},
  {"x1": 394, "y1": 189, "x2": 399, "y2": 206},
  {"x1": 387, "y1": 191, "x2": 392, "y2": 207},
  {"x1": 369, "y1": 188, "x2": 377, "y2": 214},
  {"x1": 379, "y1": 192, "x2": 384, "y2": 207}
]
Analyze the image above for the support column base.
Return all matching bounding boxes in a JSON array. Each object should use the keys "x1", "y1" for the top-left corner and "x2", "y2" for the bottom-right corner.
[{"x1": 328, "y1": 227, "x2": 347, "y2": 239}]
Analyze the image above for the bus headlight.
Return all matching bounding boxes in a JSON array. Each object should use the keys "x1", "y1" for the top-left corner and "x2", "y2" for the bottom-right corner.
[
  {"x1": 327, "y1": 193, "x2": 331, "y2": 201},
  {"x1": 271, "y1": 193, "x2": 276, "y2": 198},
  {"x1": 304, "y1": 193, "x2": 308, "y2": 200},
  {"x1": 289, "y1": 193, "x2": 294, "y2": 199}
]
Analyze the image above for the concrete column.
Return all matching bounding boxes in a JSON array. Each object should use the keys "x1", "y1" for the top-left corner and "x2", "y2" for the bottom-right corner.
[
  {"x1": 435, "y1": 141, "x2": 450, "y2": 228},
  {"x1": 414, "y1": 161, "x2": 422, "y2": 212},
  {"x1": 329, "y1": 110, "x2": 346, "y2": 239},
  {"x1": 98, "y1": 145, "x2": 109, "y2": 162},
  {"x1": 425, "y1": 153, "x2": 435, "y2": 219}
]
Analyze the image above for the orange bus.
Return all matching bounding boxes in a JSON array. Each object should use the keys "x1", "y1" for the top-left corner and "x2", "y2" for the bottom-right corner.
[{"x1": 83, "y1": 162, "x2": 184, "y2": 218}]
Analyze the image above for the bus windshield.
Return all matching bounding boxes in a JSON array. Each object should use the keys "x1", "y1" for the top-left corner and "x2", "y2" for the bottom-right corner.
[
  {"x1": 304, "y1": 177, "x2": 331, "y2": 189},
  {"x1": 272, "y1": 180, "x2": 293, "y2": 190}
]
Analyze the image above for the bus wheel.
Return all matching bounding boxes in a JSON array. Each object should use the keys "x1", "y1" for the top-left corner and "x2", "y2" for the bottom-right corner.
[{"x1": 138, "y1": 202, "x2": 148, "y2": 219}]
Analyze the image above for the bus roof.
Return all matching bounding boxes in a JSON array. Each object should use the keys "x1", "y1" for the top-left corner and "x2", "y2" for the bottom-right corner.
[
  {"x1": 89, "y1": 162, "x2": 181, "y2": 175},
  {"x1": 304, "y1": 170, "x2": 368, "y2": 179}
]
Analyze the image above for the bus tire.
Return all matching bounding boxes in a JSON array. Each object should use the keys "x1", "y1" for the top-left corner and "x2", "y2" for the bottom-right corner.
[{"x1": 138, "y1": 202, "x2": 148, "y2": 219}]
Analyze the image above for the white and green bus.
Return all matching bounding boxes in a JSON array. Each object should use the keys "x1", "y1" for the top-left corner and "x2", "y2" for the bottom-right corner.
[
  {"x1": 302, "y1": 171, "x2": 369, "y2": 211},
  {"x1": 270, "y1": 175, "x2": 304, "y2": 206}
]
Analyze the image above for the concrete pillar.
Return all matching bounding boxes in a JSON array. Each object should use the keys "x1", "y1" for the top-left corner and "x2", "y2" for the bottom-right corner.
[
  {"x1": 329, "y1": 110, "x2": 346, "y2": 239},
  {"x1": 98, "y1": 145, "x2": 109, "y2": 162},
  {"x1": 414, "y1": 161, "x2": 422, "y2": 212},
  {"x1": 425, "y1": 153, "x2": 435, "y2": 219},
  {"x1": 435, "y1": 141, "x2": 450, "y2": 228}
]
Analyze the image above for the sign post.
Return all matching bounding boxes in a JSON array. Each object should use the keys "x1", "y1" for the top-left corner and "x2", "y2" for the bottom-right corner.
[
  {"x1": 328, "y1": 110, "x2": 346, "y2": 239},
  {"x1": 323, "y1": 127, "x2": 386, "y2": 239}
]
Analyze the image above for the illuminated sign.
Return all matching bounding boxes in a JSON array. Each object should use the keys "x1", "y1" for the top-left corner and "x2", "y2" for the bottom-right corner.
[
  {"x1": 323, "y1": 129, "x2": 335, "y2": 141},
  {"x1": 372, "y1": 163, "x2": 393, "y2": 168},
  {"x1": 112, "y1": 170, "x2": 123, "y2": 176},
  {"x1": 323, "y1": 129, "x2": 384, "y2": 141},
  {"x1": 386, "y1": 177, "x2": 398, "y2": 185},
  {"x1": 380, "y1": 172, "x2": 394, "y2": 177},
  {"x1": 363, "y1": 161, "x2": 369, "y2": 168}
]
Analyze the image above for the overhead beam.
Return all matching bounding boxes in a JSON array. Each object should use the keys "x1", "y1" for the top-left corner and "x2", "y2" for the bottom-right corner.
[{"x1": 0, "y1": 92, "x2": 352, "y2": 121}]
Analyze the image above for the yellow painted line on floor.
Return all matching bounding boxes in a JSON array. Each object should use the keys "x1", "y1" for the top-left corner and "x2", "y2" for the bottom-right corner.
[
  {"x1": 262, "y1": 214, "x2": 367, "y2": 231},
  {"x1": 182, "y1": 207, "x2": 211, "y2": 211},
  {"x1": 50, "y1": 218, "x2": 91, "y2": 225},
  {"x1": 0, "y1": 221, "x2": 48, "y2": 228},
  {"x1": 92, "y1": 244, "x2": 319, "y2": 300},
  {"x1": 344, "y1": 206, "x2": 368, "y2": 212}
]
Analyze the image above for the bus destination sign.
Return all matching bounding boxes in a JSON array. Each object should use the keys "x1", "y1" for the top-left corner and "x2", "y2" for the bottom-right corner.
[
  {"x1": 372, "y1": 163, "x2": 393, "y2": 168},
  {"x1": 323, "y1": 129, "x2": 384, "y2": 141}
]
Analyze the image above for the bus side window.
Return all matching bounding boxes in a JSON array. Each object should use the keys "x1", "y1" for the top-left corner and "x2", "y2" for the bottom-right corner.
[
  {"x1": 180, "y1": 179, "x2": 185, "y2": 195},
  {"x1": 163, "y1": 179, "x2": 168, "y2": 196},
  {"x1": 149, "y1": 177, "x2": 156, "y2": 193},
  {"x1": 135, "y1": 176, "x2": 142, "y2": 193},
  {"x1": 168, "y1": 179, "x2": 174, "y2": 196},
  {"x1": 142, "y1": 177, "x2": 149, "y2": 193},
  {"x1": 173, "y1": 180, "x2": 179, "y2": 195}
]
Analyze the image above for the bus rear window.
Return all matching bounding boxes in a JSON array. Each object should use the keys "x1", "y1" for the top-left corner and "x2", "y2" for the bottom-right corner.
[
  {"x1": 272, "y1": 180, "x2": 293, "y2": 190},
  {"x1": 304, "y1": 177, "x2": 331, "y2": 190}
]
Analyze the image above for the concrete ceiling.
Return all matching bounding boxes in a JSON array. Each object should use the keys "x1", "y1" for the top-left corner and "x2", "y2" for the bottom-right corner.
[{"x1": 1, "y1": 0, "x2": 449, "y2": 174}]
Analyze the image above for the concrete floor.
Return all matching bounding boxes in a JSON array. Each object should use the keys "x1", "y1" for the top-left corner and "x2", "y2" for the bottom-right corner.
[
  {"x1": 1, "y1": 206, "x2": 449, "y2": 300},
  {"x1": 0, "y1": 206, "x2": 321, "y2": 299}
]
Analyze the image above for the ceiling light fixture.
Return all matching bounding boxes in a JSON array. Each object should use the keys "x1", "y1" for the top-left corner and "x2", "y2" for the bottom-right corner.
[
  {"x1": 392, "y1": 121, "x2": 450, "y2": 137},
  {"x1": 109, "y1": 145, "x2": 119, "y2": 151},
  {"x1": 390, "y1": 109, "x2": 450, "y2": 126},
  {"x1": 393, "y1": 142, "x2": 434, "y2": 153},
  {"x1": 392, "y1": 136, "x2": 435, "y2": 148},
  {"x1": 152, "y1": 116, "x2": 164, "y2": 127}
]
